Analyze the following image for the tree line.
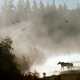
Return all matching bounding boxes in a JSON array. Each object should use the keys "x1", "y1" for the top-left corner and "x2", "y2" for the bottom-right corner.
[{"x1": 0, "y1": 0, "x2": 80, "y2": 26}]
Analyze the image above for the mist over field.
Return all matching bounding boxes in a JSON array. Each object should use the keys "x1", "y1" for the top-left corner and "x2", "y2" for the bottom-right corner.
[{"x1": 0, "y1": 0, "x2": 80, "y2": 74}]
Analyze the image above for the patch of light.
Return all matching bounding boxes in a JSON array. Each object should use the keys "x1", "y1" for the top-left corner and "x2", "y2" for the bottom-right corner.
[{"x1": 30, "y1": 53, "x2": 80, "y2": 77}]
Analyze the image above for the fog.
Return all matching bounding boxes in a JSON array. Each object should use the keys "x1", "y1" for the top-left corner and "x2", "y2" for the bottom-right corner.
[{"x1": 0, "y1": 0, "x2": 80, "y2": 73}]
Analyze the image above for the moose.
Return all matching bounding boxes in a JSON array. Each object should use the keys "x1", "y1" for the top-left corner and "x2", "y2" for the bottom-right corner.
[{"x1": 57, "y1": 61, "x2": 73, "y2": 70}]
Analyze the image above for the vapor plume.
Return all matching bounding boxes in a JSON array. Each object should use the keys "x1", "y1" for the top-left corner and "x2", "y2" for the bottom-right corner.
[{"x1": 0, "y1": 0, "x2": 80, "y2": 73}]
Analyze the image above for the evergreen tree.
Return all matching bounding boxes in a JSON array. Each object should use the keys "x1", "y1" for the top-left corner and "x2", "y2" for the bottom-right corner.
[
  {"x1": 32, "y1": 0, "x2": 38, "y2": 11},
  {"x1": 46, "y1": 0, "x2": 50, "y2": 9},
  {"x1": 2, "y1": 0, "x2": 15, "y2": 25},
  {"x1": 63, "y1": 0, "x2": 67, "y2": 11},
  {"x1": 25, "y1": 0, "x2": 31, "y2": 10},
  {"x1": 39, "y1": 0, "x2": 44, "y2": 10},
  {"x1": 16, "y1": 0, "x2": 25, "y2": 22},
  {"x1": 53, "y1": 0, "x2": 55, "y2": 6},
  {"x1": 24, "y1": 0, "x2": 31, "y2": 20},
  {"x1": 52, "y1": 0, "x2": 56, "y2": 10},
  {"x1": 0, "y1": 37, "x2": 21, "y2": 80},
  {"x1": 76, "y1": 0, "x2": 80, "y2": 10}
]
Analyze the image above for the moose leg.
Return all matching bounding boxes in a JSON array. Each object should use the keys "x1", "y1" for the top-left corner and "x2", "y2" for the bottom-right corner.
[
  {"x1": 67, "y1": 66, "x2": 70, "y2": 70},
  {"x1": 61, "y1": 66, "x2": 64, "y2": 71}
]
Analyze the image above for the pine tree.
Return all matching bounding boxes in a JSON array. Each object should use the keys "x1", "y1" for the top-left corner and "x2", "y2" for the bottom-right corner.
[
  {"x1": 25, "y1": 0, "x2": 31, "y2": 10},
  {"x1": 46, "y1": 0, "x2": 50, "y2": 9},
  {"x1": 53, "y1": 0, "x2": 55, "y2": 6},
  {"x1": 24, "y1": 0, "x2": 31, "y2": 20},
  {"x1": 52, "y1": 0, "x2": 56, "y2": 10},
  {"x1": 32, "y1": 0, "x2": 38, "y2": 11},
  {"x1": 7, "y1": 0, "x2": 15, "y2": 24},
  {"x1": 7, "y1": 0, "x2": 14, "y2": 9},
  {"x1": 63, "y1": 0, "x2": 67, "y2": 11},
  {"x1": 16, "y1": 0, "x2": 25, "y2": 22},
  {"x1": 39, "y1": 0, "x2": 44, "y2": 10},
  {"x1": 76, "y1": 0, "x2": 80, "y2": 9},
  {"x1": 2, "y1": 0, "x2": 15, "y2": 25}
]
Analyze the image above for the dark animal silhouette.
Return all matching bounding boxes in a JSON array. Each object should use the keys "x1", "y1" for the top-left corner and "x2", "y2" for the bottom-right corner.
[{"x1": 57, "y1": 62, "x2": 73, "y2": 70}]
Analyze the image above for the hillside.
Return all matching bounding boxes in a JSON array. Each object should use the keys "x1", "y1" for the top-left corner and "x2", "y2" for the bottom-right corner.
[{"x1": 40, "y1": 70, "x2": 80, "y2": 80}]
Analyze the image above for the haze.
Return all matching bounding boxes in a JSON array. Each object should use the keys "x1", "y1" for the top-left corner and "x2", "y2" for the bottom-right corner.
[{"x1": 0, "y1": 0, "x2": 80, "y2": 77}]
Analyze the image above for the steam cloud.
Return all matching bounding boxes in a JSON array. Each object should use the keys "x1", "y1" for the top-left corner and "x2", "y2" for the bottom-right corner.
[{"x1": 0, "y1": 0, "x2": 80, "y2": 72}]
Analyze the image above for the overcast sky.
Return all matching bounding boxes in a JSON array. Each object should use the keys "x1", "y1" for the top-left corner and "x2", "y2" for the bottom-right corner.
[
  {"x1": 0, "y1": 0, "x2": 80, "y2": 77},
  {"x1": 0, "y1": 0, "x2": 79, "y2": 9}
]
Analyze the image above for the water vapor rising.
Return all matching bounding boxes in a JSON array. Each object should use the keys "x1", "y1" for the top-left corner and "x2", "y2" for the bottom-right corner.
[{"x1": 0, "y1": 0, "x2": 80, "y2": 72}]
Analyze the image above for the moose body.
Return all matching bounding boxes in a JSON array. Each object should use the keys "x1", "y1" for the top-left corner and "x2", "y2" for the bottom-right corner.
[{"x1": 58, "y1": 62, "x2": 73, "y2": 70}]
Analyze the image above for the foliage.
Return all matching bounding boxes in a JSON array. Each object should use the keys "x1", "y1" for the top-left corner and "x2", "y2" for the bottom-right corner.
[{"x1": 0, "y1": 37, "x2": 21, "y2": 80}]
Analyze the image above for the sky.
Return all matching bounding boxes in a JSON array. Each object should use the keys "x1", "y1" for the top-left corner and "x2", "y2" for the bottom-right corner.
[
  {"x1": 34, "y1": 0, "x2": 78, "y2": 9},
  {"x1": 31, "y1": 53, "x2": 80, "y2": 77},
  {"x1": 55, "y1": 0, "x2": 77, "y2": 9},
  {"x1": 0, "y1": 0, "x2": 79, "y2": 9},
  {"x1": 0, "y1": 0, "x2": 80, "y2": 77}
]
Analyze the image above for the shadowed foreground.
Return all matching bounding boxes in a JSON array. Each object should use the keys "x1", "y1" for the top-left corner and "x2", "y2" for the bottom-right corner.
[
  {"x1": 0, "y1": 37, "x2": 23, "y2": 80},
  {"x1": 23, "y1": 70, "x2": 80, "y2": 80},
  {"x1": 0, "y1": 37, "x2": 80, "y2": 80}
]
